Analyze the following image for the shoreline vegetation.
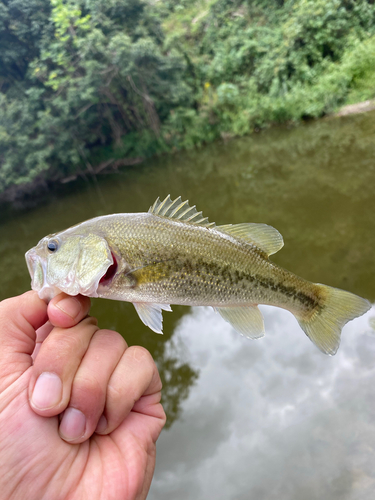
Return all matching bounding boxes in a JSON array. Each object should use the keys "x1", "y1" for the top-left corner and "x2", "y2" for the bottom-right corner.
[{"x1": 1, "y1": 0, "x2": 375, "y2": 206}]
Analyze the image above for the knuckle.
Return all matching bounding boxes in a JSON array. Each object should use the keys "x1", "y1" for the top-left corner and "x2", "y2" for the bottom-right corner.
[
  {"x1": 95, "y1": 329, "x2": 127, "y2": 351},
  {"x1": 74, "y1": 374, "x2": 104, "y2": 398},
  {"x1": 48, "y1": 335, "x2": 78, "y2": 357},
  {"x1": 128, "y1": 345, "x2": 152, "y2": 364},
  {"x1": 44, "y1": 330, "x2": 88, "y2": 358},
  {"x1": 70, "y1": 375, "x2": 106, "y2": 413},
  {"x1": 106, "y1": 380, "x2": 139, "y2": 411},
  {"x1": 106, "y1": 382, "x2": 124, "y2": 402},
  {"x1": 61, "y1": 334, "x2": 85, "y2": 354},
  {"x1": 0, "y1": 296, "x2": 12, "y2": 311},
  {"x1": 128, "y1": 346, "x2": 157, "y2": 383}
]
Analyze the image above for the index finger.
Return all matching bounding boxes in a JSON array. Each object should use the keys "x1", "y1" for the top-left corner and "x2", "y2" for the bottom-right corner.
[{"x1": 0, "y1": 291, "x2": 47, "y2": 391}]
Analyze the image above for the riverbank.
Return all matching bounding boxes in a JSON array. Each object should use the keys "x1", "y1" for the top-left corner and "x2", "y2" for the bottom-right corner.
[
  {"x1": 2, "y1": 102, "x2": 375, "y2": 211},
  {"x1": 335, "y1": 99, "x2": 375, "y2": 116},
  {"x1": 1, "y1": 1, "x2": 375, "y2": 206}
]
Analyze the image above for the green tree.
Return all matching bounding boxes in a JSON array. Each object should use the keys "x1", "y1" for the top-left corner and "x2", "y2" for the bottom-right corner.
[
  {"x1": 0, "y1": 0, "x2": 190, "y2": 196},
  {"x1": 1, "y1": 0, "x2": 375, "y2": 200}
]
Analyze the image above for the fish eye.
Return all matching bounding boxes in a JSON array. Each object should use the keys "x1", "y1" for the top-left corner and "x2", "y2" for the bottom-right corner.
[{"x1": 47, "y1": 239, "x2": 59, "y2": 253}]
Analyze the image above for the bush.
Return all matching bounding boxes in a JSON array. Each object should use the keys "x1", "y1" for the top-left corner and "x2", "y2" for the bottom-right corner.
[{"x1": 1, "y1": 0, "x2": 375, "y2": 197}]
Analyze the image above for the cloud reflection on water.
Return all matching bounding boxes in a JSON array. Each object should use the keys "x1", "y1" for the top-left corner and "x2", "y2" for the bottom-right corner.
[{"x1": 150, "y1": 304, "x2": 375, "y2": 500}]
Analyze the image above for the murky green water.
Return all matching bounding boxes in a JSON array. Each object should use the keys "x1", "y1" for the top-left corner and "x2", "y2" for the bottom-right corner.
[{"x1": 1, "y1": 112, "x2": 375, "y2": 499}]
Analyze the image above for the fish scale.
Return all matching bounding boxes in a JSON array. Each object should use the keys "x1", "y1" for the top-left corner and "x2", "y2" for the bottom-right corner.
[{"x1": 25, "y1": 195, "x2": 371, "y2": 355}]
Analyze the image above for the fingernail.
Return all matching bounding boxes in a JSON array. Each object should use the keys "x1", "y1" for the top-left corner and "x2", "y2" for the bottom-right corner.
[
  {"x1": 55, "y1": 297, "x2": 81, "y2": 319},
  {"x1": 59, "y1": 408, "x2": 86, "y2": 441},
  {"x1": 95, "y1": 414, "x2": 108, "y2": 434},
  {"x1": 31, "y1": 372, "x2": 62, "y2": 409}
]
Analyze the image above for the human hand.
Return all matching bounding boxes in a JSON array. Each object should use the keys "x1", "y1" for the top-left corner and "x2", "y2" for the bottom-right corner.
[{"x1": 0, "y1": 291, "x2": 166, "y2": 500}]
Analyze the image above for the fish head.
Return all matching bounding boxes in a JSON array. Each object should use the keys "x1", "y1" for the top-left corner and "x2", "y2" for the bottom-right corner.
[{"x1": 25, "y1": 227, "x2": 114, "y2": 301}]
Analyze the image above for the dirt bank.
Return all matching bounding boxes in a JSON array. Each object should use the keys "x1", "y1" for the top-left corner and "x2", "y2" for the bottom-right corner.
[{"x1": 335, "y1": 99, "x2": 375, "y2": 117}]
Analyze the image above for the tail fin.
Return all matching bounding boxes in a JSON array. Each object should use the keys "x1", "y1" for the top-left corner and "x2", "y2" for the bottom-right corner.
[{"x1": 297, "y1": 285, "x2": 371, "y2": 355}]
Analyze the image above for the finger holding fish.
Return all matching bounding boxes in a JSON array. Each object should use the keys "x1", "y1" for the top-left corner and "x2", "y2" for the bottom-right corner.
[
  {"x1": 32, "y1": 293, "x2": 92, "y2": 363},
  {"x1": 32, "y1": 291, "x2": 91, "y2": 358},
  {"x1": 48, "y1": 293, "x2": 92, "y2": 328}
]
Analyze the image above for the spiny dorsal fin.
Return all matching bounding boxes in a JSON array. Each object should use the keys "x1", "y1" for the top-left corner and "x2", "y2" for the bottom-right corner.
[
  {"x1": 217, "y1": 223, "x2": 284, "y2": 256},
  {"x1": 148, "y1": 195, "x2": 215, "y2": 228}
]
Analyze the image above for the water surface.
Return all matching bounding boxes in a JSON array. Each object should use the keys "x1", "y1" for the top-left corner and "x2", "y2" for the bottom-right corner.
[{"x1": 1, "y1": 112, "x2": 375, "y2": 499}]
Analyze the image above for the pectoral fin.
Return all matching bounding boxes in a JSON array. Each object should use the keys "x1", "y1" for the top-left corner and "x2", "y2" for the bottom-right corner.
[
  {"x1": 133, "y1": 302, "x2": 172, "y2": 334},
  {"x1": 216, "y1": 305, "x2": 265, "y2": 339}
]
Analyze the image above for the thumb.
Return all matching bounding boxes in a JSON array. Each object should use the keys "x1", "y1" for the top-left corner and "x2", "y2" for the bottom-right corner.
[{"x1": 0, "y1": 291, "x2": 47, "y2": 392}]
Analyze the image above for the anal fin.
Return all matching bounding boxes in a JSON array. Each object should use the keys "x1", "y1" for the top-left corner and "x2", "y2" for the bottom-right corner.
[
  {"x1": 133, "y1": 302, "x2": 172, "y2": 334},
  {"x1": 216, "y1": 305, "x2": 265, "y2": 339}
]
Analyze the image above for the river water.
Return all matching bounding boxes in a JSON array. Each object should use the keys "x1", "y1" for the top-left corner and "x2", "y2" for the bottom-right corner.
[{"x1": 1, "y1": 112, "x2": 375, "y2": 499}]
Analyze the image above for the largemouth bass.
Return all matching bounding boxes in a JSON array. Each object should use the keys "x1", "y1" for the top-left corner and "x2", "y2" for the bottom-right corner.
[{"x1": 25, "y1": 195, "x2": 371, "y2": 355}]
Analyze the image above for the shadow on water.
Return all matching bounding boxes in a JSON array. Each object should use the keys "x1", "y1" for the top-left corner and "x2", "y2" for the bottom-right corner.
[{"x1": 1, "y1": 111, "x2": 375, "y2": 498}]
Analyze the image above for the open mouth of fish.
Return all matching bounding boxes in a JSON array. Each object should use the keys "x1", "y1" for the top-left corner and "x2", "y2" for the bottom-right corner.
[{"x1": 25, "y1": 247, "x2": 119, "y2": 301}]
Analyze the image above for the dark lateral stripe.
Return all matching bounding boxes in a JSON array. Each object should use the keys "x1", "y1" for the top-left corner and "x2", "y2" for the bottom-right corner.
[
  {"x1": 254, "y1": 274, "x2": 319, "y2": 309},
  {"x1": 189, "y1": 259, "x2": 320, "y2": 309}
]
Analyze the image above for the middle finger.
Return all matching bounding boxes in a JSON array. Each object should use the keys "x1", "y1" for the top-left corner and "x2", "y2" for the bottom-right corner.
[
  {"x1": 29, "y1": 317, "x2": 99, "y2": 417},
  {"x1": 58, "y1": 328, "x2": 127, "y2": 443}
]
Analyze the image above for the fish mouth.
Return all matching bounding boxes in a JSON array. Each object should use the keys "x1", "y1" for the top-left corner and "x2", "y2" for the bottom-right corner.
[
  {"x1": 25, "y1": 248, "x2": 61, "y2": 301},
  {"x1": 25, "y1": 248, "x2": 46, "y2": 290}
]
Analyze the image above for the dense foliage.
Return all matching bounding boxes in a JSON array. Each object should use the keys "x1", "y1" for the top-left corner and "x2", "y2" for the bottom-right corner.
[
  {"x1": 161, "y1": 0, "x2": 375, "y2": 146},
  {"x1": 1, "y1": 0, "x2": 375, "y2": 197}
]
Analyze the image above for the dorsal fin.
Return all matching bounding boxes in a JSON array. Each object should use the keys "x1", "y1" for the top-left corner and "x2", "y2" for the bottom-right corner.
[
  {"x1": 148, "y1": 195, "x2": 215, "y2": 228},
  {"x1": 217, "y1": 223, "x2": 284, "y2": 256}
]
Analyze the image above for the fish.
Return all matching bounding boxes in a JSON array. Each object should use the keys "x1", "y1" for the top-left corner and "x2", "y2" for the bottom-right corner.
[{"x1": 25, "y1": 195, "x2": 371, "y2": 355}]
